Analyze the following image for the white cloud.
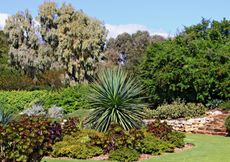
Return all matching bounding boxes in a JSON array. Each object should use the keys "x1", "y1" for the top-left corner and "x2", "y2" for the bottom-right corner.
[
  {"x1": 0, "y1": 13, "x2": 40, "y2": 29},
  {"x1": 0, "y1": 13, "x2": 10, "y2": 29},
  {"x1": 0, "y1": 13, "x2": 172, "y2": 39},
  {"x1": 105, "y1": 24, "x2": 173, "y2": 39}
]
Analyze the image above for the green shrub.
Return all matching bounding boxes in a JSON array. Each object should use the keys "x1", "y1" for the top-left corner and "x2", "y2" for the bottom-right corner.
[
  {"x1": 152, "y1": 100, "x2": 206, "y2": 119},
  {"x1": 186, "y1": 103, "x2": 207, "y2": 118},
  {"x1": 62, "y1": 118, "x2": 79, "y2": 135},
  {"x1": 52, "y1": 129, "x2": 104, "y2": 159},
  {"x1": 140, "y1": 19, "x2": 230, "y2": 105},
  {"x1": 52, "y1": 144, "x2": 103, "y2": 159},
  {"x1": 164, "y1": 132, "x2": 185, "y2": 148},
  {"x1": 109, "y1": 147, "x2": 140, "y2": 162},
  {"x1": 100, "y1": 124, "x2": 125, "y2": 152},
  {"x1": 0, "y1": 66, "x2": 35, "y2": 91},
  {"x1": 219, "y1": 100, "x2": 230, "y2": 111},
  {"x1": 0, "y1": 66, "x2": 65, "y2": 91},
  {"x1": 147, "y1": 120, "x2": 172, "y2": 139},
  {"x1": 0, "y1": 115, "x2": 62, "y2": 162},
  {"x1": 36, "y1": 70, "x2": 65, "y2": 89},
  {"x1": 137, "y1": 134, "x2": 174, "y2": 155},
  {"x1": 225, "y1": 115, "x2": 230, "y2": 135},
  {"x1": 51, "y1": 125, "x2": 184, "y2": 160},
  {"x1": 102, "y1": 124, "x2": 144, "y2": 152},
  {"x1": 206, "y1": 99, "x2": 223, "y2": 109}
]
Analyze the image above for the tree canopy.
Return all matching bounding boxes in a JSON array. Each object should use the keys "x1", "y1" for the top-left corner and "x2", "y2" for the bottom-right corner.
[
  {"x1": 104, "y1": 31, "x2": 165, "y2": 74},
  {"x1": 4, "y1": 2, "x2": 107, "y2": 84},
  {"x1": 140, "y1": 18, "x2": 230, "y2": 105}
]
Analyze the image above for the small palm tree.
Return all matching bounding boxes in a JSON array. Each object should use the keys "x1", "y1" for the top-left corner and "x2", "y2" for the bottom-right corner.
[{"x1": 86, "y1": 68, "x2": 145, "y2": 132}]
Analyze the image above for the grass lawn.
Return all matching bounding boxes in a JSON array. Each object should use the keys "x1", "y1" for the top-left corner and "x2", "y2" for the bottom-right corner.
[
  {"x1": 42, "y1": 160, "x2": 110, "y2": 162},
  {"x1": 144, "y1": 133, "x2": 230, "y2": 162},
  {"x1": 42, "y1": 134, "x2": 230, "y2": 162}
]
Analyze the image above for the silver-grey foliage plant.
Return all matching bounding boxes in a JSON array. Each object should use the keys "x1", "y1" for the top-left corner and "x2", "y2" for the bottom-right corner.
[
  {"x1": 22, "y1": 104, "x2": 46, "y2": 116},
  {"x1": 48, "y1": 106, "x2": 64, "y2": 119},
  {"x1": 0, "y1": 104, "x2": 14, "y2": 125}
]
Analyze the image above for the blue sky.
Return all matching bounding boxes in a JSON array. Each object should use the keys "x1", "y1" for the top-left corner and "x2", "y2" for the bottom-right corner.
[{"x1": 0, "y1": 0, "x2": 229, "y2": 38}]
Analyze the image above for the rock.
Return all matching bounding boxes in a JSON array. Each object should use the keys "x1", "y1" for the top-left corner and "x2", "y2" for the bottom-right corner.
[
  {"x1": 144, "y1": 110, "x2": 229, "y2": 136},
  {"x1": 206, "y1": 110, "x2": 223, "y2": 116}
]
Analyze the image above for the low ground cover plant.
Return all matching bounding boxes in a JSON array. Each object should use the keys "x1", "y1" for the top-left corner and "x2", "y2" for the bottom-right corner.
[
  {"x1": 42, "y1": 85, "x2": 90, "y2": 113},
  {"x1": 0, "y1": 85, "x2": 90, "y2": 113},
  {"x1": 52, "y1": 129, "x2": 104, "y2": 159}
]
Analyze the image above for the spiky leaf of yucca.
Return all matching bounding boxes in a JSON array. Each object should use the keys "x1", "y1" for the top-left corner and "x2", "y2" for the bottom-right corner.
[{"x1": 86, "y1": 68, "x2": 145, "y2": 132}]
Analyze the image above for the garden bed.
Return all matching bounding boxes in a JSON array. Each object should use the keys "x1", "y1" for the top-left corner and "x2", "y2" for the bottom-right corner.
[
  {"x1": 43, "y1": 143, "x2": 194, "y2": 162},
  {"x1": 42, "y1": 134, "x2": 230, "y2": 162}
]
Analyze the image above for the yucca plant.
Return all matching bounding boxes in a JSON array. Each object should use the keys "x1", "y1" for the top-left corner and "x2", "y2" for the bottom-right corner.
[{"x1": 86, "y1": 68, "x2": 145, "y2": 132}]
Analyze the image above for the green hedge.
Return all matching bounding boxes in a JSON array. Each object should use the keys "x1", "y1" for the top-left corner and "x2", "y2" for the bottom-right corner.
[{"x1": 0, "y1": 85, "x2": 90, "y2": 113}]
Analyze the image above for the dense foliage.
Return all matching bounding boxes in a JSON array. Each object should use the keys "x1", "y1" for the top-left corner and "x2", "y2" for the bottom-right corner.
[
  {"x1": 219, "y1": 100, "x2": 230, "y2": 111},
  {"x1": 140, "y1": 18, "x2": 230, "y2": 105},
  {"x1": 0, "y1": 31, "x2": 33, "y2": 90},
  {"x1": 42, "y1": 85, "x2": 90, "y2": 113},
  {"x1": 150, "y1": 100, "x2": 207, "y2": 119},
  {"x1": 109, "y1": 147, "x2": 140, "y2": 162},
  {"x1": 0, "y1": 85, "x2": 89, "y2": 112},
  {"x1": 86, "y1": 68, "x2": 145, "y2": 132},
  {"x1": 0, "y1": 90, "x2": 45, "y2": 111},
  {"x1": 103, "y1": 31, "x2": 165, "y2": 74},
  {"x1": 52, "y1": 129, "x2": 104, "y2": 159},
  {"x1": 51, "y1": 123, "x2": 185, "y2": 160},
  {"x1": 0, "y1": 31, "x2": 8, "y2": 66},
  {"x1": 0, "y1": 116, "x2": 62, "y2": 162},
  {"x1": 225, "y1": 115, "x2": 230, "y2": 135},
  {"x1": 137, "y1": 134, "x2": 174, "y2": 154},
  {"x1": 102, "y1": 124, "x2": 145, "y2": 152},
  {"x1": 164, "y1": 132, "x2": 186, "y2": 148},
  {"x1": 0, "y1": 30, "x2": 65, "y2": 90},
  {"x1": 4, "y1": 2, "x2": 107, "y2": 84},
  {"x1": 147, "y1": 120, "x2": 172, "y2": 138}
]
